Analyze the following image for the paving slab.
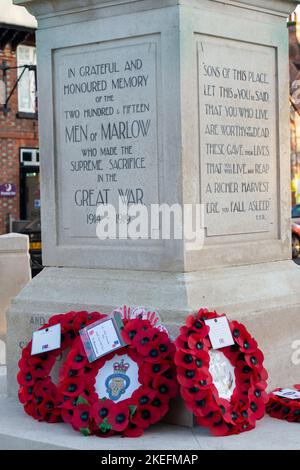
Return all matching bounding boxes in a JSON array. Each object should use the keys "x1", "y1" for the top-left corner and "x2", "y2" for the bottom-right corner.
[{"x1": 0, "y1": 395, "x2": 299, "y2": 450}]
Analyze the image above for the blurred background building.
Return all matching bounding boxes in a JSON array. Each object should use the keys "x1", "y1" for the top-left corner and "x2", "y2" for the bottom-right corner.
[
  {"x1": 0, "y1": 0, "x2": 41, "y2": 275},
  {"x1": 289, "y1": 9, "x2": 300, "y2": 205}
]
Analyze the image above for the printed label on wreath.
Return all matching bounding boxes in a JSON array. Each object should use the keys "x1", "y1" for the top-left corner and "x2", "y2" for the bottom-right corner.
[
  {"x1": 273, "y1": 388, "x2": 300, "y2": 400},
  {"x1": 80, "y1": 312, "x2": 126, "y2": 362},
  {"x1": 205, "y1": 316, "x2": 235, "y2": 349},
  {"x1": 209, "y1": 350, "x2": 236, "y2": 400},
  {"x1": 31, "y1": 323, "x2": 61, "y2": 355},
  {"x1": 95, "y1": 354, "x2": 141, "y2": 403}
]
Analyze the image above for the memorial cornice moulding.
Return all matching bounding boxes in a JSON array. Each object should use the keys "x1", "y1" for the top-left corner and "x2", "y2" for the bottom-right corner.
[{"x1": 14, "y1": 0, "x2": 298, "y2": 20}]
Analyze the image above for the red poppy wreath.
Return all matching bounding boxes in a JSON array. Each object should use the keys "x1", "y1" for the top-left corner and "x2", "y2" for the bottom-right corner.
[
  {"x1": 267, "y1": 385, "x2": 300, "y2": 423},
  {"x1": 17, "y1": 310, "x2": 106, "y2": 423},
  {"x1": 175, "y1": 309, "x2": 268, "y2": 436},
  {"x1": 58, "y1": 318, "x2": 178, "y2": 437}
]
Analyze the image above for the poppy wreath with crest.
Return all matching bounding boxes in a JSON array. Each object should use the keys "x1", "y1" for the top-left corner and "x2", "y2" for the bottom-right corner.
[
  {"x1": 58, "y1": 318, "x2": 178, "y2": 437},
  {"x1": 175, "y1": 309, "x2": 268, "y2": 436},
  {"x1": 267, "y1": 385, "x2": 300, "y2": 423},
  {"x1": 17, "y1": 311, "x2": 106, "y2": 423}
]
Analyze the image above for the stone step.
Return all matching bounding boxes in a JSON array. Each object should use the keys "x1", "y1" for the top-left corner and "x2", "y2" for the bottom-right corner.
[{"x1": 0, "y1": 395, "x2": 299, "y2": 450}]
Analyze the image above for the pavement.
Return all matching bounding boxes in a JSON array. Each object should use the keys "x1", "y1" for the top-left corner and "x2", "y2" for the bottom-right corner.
[{"x1": 0, "y1": 372, "x2": 299, "y2": 450}]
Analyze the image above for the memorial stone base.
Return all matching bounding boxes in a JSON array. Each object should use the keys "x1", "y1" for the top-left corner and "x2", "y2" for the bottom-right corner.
[{"x1": 7, "y1": 260, "x2": 300, "y2": 426}]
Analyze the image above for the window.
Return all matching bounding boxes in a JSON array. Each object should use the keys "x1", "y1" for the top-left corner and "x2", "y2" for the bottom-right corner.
[
  {"x1": 20, "y1": 148, "x2": 39, "y2": 166},
  {"x1": 17, "y1": 45, "x2": 36, "y2": 113}
]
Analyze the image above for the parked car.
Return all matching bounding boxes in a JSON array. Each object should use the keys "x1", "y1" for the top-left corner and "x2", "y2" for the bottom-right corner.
[
  {"x1": 11, "y1": 218, "x2": 43, "y2": 277},
  {"x1": 292, "y1": 204, "x2": 300, "y2": 258}
]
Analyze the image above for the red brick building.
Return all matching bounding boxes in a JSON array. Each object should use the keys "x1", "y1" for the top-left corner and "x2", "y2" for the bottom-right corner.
[{"x1": 0, "y1": 1, "x2": 39, "y2": 235}]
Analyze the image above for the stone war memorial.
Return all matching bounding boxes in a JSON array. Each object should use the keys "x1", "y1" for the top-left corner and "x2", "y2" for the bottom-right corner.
[{"x1": 5, "y1": 0, "x2": 300, "y2": 444}]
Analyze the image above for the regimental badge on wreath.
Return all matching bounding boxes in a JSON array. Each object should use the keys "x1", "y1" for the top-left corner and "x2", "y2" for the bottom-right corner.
[{"x1": 105, "y1": 358, "x2": 131, "y2": 401}]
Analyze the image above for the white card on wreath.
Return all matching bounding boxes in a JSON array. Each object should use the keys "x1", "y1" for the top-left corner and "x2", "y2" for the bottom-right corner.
[
  {"x1": 273, "y1": 388, "x2": 300, "y2": 400},
  {"x1": 31, "y1": 323, "x2": 61, "y2": 355},
  {"x1": 86, "y1": 318, "x2": 122, "y2": 358},
  {"x1": 205, "y1": 316, "x2": 234, "y2": 350}
]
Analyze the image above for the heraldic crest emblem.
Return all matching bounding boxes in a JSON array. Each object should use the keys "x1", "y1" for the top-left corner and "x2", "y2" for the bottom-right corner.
[{"x1": 105, "y1": 358, "x2": 131, "y2": 401}]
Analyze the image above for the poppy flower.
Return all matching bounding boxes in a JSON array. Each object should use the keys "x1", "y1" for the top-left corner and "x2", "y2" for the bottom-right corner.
[
  {"x1": 175, "y1": 350, "x2": 196, "y2": 370},
  {"x1": 93, "y1": 427, "x2": 116, "y2": 438},
  {"x1": 151, "y1": 395, "x2": 169, "y2": 416},
  {"x1": 86, "y1": 311, "x2": 104, "y2": 326},
  {"x1": 24, "y1": 401, "x2": 39, "y2": 419},
  {"x1": 236, "y1": 421, "x2": 255, "y2": 434},
  {"x1": 132, "y1": 327, "x2": 155, "y2": 345},
  {"x1": 162, "y1": 363, "x2": 177, "y2": 382},
  {"x1": 37, "y1": 395, "x2": 61, "y2": 420},
  {"x1": 176, "y1": 366, "x2": 210, "y2": 388},
  {"x1": 152, "y1": 376, "x2": 178, "y2": 401},
  {"x1": 155, "y1": 331, "x2": 174, "y2": 359},
  {"x1": 175, "y1": 349, "x2": 209, "y2": 370},
  {"x1": 187, "y1": 334, "x2": 211, "y2": 353},
  {"x1": 235, "y1": 359, "x2": 253, "y2": 381},
  {"x1": 64, "y1": 342, "x2": 89, "y2": 371},
  {"x1": 18, "y1": 385, "x2": 35, "y2": 404},
  {"x1": 244, "y1": 348, "x2": 264, "y2": 369},
  {"x1": 193, "y1": 394, "x2": 219, "y2": 417},
  {"x1": 249, "y1": 385, "x2": 269, "y2": 405},
  {"x1": 196, "y1": 410, "x2": 221, "y2": 428},
  {"x1": 132, "y1": 387, "x2": 156, "y2": 406},
  {"x1": 62, "y1": 311, "x2": 77, "y2": 325},
  {"x1": 122, "y1": 319, "x2": 151, "y2": 344},
  {"x1": 30, "y1": 361, "x2": 51, "y2": 379},
  {"x1": 230, "y1": 322, "x2": 258, "y2": 353},
  {"x1": 248, "y1": 397, "x2": 266, "y2": 421},
  {"x1": 181, "y1": 384, "x2": 208, "y2": 403},
  {"x1": 133, "y1": 331, "x2": 156, "y2": 356},
  {"x1": 249, "y1": 367, "x2": 268, "y2": 386},
  {"x1": 175, "y1": 333, "x2": 191, "y2": 351},
  {"x1": 222, "y1": 344, "x2": 240, "y2": 365},
  {"x1": 71, "y1": 403, "x2": 91, "y2": 430},
  {"x1": 90, "y1": 399, "x2": 115, "y2": 426},
  {"x1": 59, "y1": 377, "x2": 85, "y2": 397},
  {"x1": 48, "y1": 313, "x2": 68, "y2": 326},
  {"x1": 60, "y1": 400, "x2": 75, "y2": 424},
  {"x1": 123, "y1": 423, "x2": 144, "y2": 438},
  {"x1": 17, "y1": 370, "x2": 36, "y2": 387},
  {"x1": 107, "y1": 404, "x2": 129, "y2": 431},
  {"x1": 179, "y1": 325, "x2": 192, "y2": 338},
  {"x1": 196, "y1": 309, "x2": 218, "y2": 321},
  {"x1": 186, "y1": 316, "x2": 210, "y2": 338},
  {"x1": 215, "y1": 397, "x2": 234, "y2": 423},
  {"x1": 35, "y1": 381, "x2": 62, "y2": 408},
  {"x1": 139, "y1": 360, "x2": 172, "y2": 386},
  {"x1": 210, "y1": 417, "x2": 232, "y2": 436},
  {"x1": 73, "y1": 311, "x2": 102, "y2": 331},
  {"x1": 45, "y1": 408, "x2": 62, "y2": 423},
  {"x1": 132, "y1": 405, "x2": 161, "y2": 429}
]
